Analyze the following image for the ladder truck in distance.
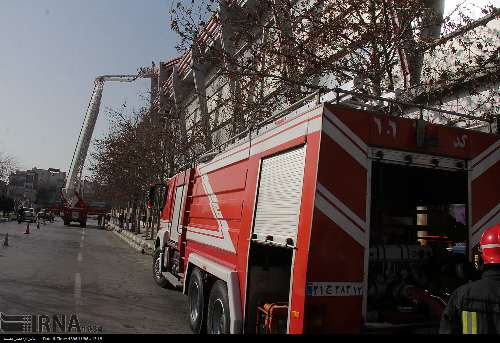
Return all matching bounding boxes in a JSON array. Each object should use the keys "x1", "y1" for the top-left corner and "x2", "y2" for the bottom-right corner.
[
  {"x1": 148, "y1": 90, "x2": 499, "y2": 334},
  {"x1": 62, "y1": 74, "x2": 150, "y2": 227}
]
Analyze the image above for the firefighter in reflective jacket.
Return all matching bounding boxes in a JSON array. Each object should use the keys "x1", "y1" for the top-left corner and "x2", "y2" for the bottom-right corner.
[{"x1": 439, "y1": 223, "x2": 500, "y2": 334}]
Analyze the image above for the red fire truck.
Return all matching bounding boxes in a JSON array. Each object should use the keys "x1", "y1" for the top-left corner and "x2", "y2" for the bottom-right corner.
[
  {"x1": 150, "y1": 93, "x2": 499, "y2": 334},
  {"x1": 58, "y1": 190, "x2": 107, "y2": 228}
]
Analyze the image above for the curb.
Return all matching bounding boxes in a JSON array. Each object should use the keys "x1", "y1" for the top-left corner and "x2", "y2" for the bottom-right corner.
[{"x1": 109, "y1": 224, "x2": 155, "y2": 256}]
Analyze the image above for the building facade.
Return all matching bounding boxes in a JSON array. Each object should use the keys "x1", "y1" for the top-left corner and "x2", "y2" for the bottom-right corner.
[
  {"x1": 149, "y1": 0, "x2": 498, "y2": 172},
  {"x1": 8, "y1": 170, "x2": 37, "y2": 207},
  {"x1": 8, "y1": 167, "x2": 66, "y2": 208},
  {"x1": 32, "y1": 168, "x2": 66, "y2": 190}
]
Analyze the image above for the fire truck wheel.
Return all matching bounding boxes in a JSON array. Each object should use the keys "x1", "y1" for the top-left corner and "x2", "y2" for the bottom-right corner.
[
  {"x1": 188, "y1": 268, "x2": 206, "y2": 333},
  {"x1": 207, "y1": 280, "x2": 230, "y2": 334},
  {"x1": 152, "y1": 248, "x2": 171, "y2": 288}
]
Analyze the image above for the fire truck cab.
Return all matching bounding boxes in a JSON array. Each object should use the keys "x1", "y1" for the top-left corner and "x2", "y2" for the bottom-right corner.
[
  {"x1": 152, "y1": 96, "x2": 499, "y2": 334},
  {"x1": 62, "y1": 192, "x2": 88, "y2": 228}
]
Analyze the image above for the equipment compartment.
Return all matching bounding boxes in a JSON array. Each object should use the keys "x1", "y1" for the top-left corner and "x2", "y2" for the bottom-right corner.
[{"x1": 366, "y1": 161, "x2": 472, "y2": 333}]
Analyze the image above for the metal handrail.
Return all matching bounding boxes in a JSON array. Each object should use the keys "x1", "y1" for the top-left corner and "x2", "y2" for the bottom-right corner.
[
  {"x1": 190, "y1": 88, "x2": 497, "y2": 167},
  {"x1": 258, "y1": 90, "x2": 321, "y2": 128},
  {"x1": 194, "y1": 90, "x2": 321, "y2": 164},
  {"x1": 333, "y1": 88, "x2": 495, "y2": 124}
]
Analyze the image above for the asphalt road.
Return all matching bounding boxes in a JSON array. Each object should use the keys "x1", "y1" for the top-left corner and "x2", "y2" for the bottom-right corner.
[{"x1": 0, "y1": 219, "x2": 190, "y2": 334}]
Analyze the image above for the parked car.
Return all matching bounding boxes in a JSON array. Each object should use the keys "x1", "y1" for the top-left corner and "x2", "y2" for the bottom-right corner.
[
  {"x1": 37, "y1": 210, "x2": 54, "y2": 223},
  {"x1": 22, "y1": 208, "x2": 36, "y2": 223}
]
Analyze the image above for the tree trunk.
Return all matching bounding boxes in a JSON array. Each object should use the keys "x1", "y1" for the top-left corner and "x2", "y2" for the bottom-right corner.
[{"x1": 132, "y1": 200, "x2": 139, "y2": 234}]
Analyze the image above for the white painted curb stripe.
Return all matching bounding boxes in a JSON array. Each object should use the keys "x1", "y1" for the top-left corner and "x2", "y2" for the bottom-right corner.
[{"x1": 112, "y1": 229, "x2": 154, "y2": 254}]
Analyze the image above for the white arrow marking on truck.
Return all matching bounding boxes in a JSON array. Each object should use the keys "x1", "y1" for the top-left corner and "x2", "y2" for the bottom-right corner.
[{"x1": 186, "y1": 172, "x2": 236, "y2": 253}]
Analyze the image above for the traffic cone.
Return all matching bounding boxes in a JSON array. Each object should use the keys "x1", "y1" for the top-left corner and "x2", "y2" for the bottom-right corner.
[
  {"x1": 25, "y1": 223, "x2": 30, "y2": 235},
  {"x1": 3, "y1": 233, "x2": 8, "y2": 247}
]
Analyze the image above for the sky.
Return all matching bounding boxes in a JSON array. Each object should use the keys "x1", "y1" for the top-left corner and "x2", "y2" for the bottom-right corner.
[
  {"x1": 0, "y1": 0, "x2": 497, "y2": 176},
  {"x1": 0, "y1": 0, "x2": 180, "y2": 174}
]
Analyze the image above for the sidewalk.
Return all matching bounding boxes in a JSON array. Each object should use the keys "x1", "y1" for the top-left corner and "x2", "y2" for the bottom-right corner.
[{"x1": 108, "y1": 223, "x2": 155, "y2": 256}]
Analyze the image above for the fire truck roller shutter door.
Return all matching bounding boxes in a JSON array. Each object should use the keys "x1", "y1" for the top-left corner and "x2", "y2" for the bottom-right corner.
[{"x1": 253, "y1": 146, "x2": 307, "y2": 246}]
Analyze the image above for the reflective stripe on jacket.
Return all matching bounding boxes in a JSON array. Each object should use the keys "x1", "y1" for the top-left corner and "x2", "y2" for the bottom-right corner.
[{"x1": 439, "y1": 267, "x2": 500, "y2": 334}]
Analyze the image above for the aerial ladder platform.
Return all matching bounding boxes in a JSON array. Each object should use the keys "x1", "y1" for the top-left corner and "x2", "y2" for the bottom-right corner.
[{"x1": 62, "y1": 72, "x2": 152, "y2": 227}]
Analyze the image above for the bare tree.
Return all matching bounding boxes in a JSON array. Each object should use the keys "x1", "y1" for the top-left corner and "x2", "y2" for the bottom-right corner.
[
  {"x1": 88, "y1": 101, "x2": 175, "y2": 235},
  {"x1": 170, "y1": 0, "x2": 498, "y2": 134},
  {"x1": 0, "y1": 152, "x2": 16, "y2": 182},
  {"x1": 89, "y1": 0, "x2": 498, "y2": 238}
]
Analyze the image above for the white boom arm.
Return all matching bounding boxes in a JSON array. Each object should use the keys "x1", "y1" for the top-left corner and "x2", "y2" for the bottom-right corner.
[{"x1": 64, "y1": 74, "x2": 144, "y2": 202}]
